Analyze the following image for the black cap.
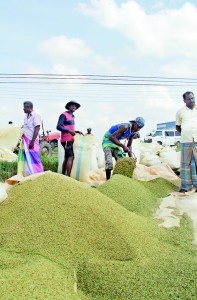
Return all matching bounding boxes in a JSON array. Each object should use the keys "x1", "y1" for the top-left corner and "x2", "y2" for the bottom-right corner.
[{"x1": 65, "y1": 101, "x2": 81, "y2": 110}]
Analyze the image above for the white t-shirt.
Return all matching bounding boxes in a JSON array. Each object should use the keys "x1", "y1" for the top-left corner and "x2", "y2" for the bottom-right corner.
[{"x1": 176, "y1": 105, "x2": 197, "y2": 143}]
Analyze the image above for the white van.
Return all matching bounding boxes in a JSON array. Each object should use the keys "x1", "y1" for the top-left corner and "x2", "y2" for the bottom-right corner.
[{"x1": 144, "y1": 130, "x2": 181, "y2": 146}]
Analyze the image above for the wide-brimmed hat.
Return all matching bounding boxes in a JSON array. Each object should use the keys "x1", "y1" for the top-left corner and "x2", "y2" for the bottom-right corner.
[{"x1": 65, "y1": 101, "x2": 81, "y2": 110}]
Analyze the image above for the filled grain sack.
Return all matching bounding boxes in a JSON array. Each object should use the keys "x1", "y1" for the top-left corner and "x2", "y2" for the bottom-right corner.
[
  {"x1": 159, "y1": 148, "x2": 180, "y2": 169},
  {"x1": 0, "y1": 182, "x2": 9, "y2": 204},
  {"x1": 140, "y1": 142, "x2": 161, "y2": 157},
  {"x1": 96, "y1": 147, "x2": 105, "y2": 169},
  {"x1": 57, "y1": 139, "x2": 65, "y2": 173},
  {"x1": 131, "y1": 139, "x2": 141, "y2": 163},
  {"x1": 89, "y1": 136, "x2": 98, "y2": 172},
  {"x1": 0, "y1": 126, "x2": 21, "y2": 151},
  {"x1": 140, "y1": 154, "x2": 161, "y2": 166},
  {"x1": 58, "y1": 134, "x2": 98, "y2": 179},
  {"x1": 159, "y1": 146, "x2": 173, "y2": 156},
  {"x1": 95, "y1": 140, "x2": 105, "y2": 169},
  {"x1": 71, "y1": 134, "x2": 97, "y2": 182},
  {"x1": 0, "y1": 147, "x2": 18, "y2": 162}
]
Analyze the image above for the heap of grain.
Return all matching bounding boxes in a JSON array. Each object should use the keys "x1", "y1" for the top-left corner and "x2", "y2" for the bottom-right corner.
[
  {"x1": 0, "y1": 172, "x2": 196, "y2": 300},
  {"x1": 97, "y1": 174, "x2": 177, "y2": 217}
]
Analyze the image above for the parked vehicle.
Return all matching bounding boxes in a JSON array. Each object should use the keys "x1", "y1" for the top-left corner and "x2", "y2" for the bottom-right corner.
[
  {"x1": 144, "y1": 121, "x2": 181, "y2": 146},
  {"x1": 150, "y1": 130, "x2": 181, "y2": 146},
  {"x1": 39, "y1": 122, "x2": 60, "y2": 156},
  {"x1": 144, "y1": 130, "x2": 156, "y2": 143}
]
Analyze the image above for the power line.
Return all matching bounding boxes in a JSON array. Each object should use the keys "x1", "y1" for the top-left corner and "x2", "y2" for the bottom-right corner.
[
  {"x1": 0, "y1": 81, "x2": 196, "y2": 87},
  {"x1": 1, "y1": 76, "x2": 197, "y2": 84},
  {"x1": 1, "y1": 73, "x2": 197, "y2": 81}
]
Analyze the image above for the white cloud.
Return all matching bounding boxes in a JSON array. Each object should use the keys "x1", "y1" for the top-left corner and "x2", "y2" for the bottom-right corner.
[
  {"x1": 37, "y1": 35, "x2": 126, "y2": 75},
  {"x1": 79, "y1": 0, "x2": 197, "y2": 58},
  {"x1": 37, "y1": 35, "x2": 92, "y2": 61}
]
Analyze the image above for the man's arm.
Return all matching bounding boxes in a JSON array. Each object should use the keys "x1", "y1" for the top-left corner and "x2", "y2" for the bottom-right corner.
[
  {"x1": 75, "y1": 130, "x2": 83, "y2": 135},
  {"x1": 126, "y1": 135, "x2": 135, "y2": 157},
  {"x1": 109, "y1": 125, "x2": 129, "y2": 152},
  {"x1": 29, "y1": 125, "x2": 40, "y2": 149},
  {"x1": 56, "y1": 114, "x2": 69, "y2": 132},
  {"x1": 56, "y1": 114, "x2": 75, "y2": 136}
]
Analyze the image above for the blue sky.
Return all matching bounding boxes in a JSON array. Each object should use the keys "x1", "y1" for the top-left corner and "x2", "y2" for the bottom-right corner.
[{"x1": 1, "y1": 0, "x2": 197, "y2": 139}]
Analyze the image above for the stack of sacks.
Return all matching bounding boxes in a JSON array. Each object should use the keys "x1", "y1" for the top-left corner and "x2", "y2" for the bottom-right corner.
[
  {"x1": 140, "y1": 142, "x2": 162, "y2": 166},
  {"x1": 159, "y1": 147, "x2": 180, "y2": 169}
]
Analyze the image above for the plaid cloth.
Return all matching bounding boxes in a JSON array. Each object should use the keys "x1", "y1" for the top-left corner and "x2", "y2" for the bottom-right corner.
[
  {"x1": 17, "y1": 135, "x2": 43, "y2": 176},
  {"x1": 180, "y1": 143, "x2": 197, "y2": 191}
]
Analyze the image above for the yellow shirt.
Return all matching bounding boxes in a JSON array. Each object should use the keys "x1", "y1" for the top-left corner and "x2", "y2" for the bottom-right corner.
[{"x1": 176, "y1": 105, "x2": 197, "y2": 143}]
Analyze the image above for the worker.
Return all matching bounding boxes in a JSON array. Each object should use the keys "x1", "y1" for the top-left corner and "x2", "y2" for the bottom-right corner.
[
  {"x1": 176, "y1": 91, "x2": 197, "y2": 192},
  {"x1": 56, "y1": 100, "x2": 83, "y2": 176},
  {"x1": 102, "y1": 117, "x2": 145, "y2": 180},
  {"x1": 17, "y1": 101, "x2": 43, "y2": 175}
]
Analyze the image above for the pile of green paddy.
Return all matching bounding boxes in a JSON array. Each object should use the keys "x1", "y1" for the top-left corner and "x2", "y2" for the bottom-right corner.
[
  {"x1": 0, "y1": 172, "x2": 196, "y2": 299},
  {"x1": 97, "y1": 174, "x2": 177, "y2": 217},
  {"x1": 97, "y1": 174, "x2": 196, "y2": 254},
  {"x1": 113, "y1": 157, "x2": 136, "y2": 178}
]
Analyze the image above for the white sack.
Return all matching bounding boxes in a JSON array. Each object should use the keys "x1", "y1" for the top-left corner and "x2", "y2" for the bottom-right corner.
[
  {"x1": 0, "y1": 126, "x2": 21, "y2": 151},
  {"x1": 0, "y1": 183, "x2": 9, "y2": 204},
  {"x1": 140, "y1": 154, "x2": 161, "y2": 166}
]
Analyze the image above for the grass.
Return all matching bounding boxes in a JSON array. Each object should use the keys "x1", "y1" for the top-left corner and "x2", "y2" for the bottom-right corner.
[
  {"x1": 0, "y1": 156, "x2": 58, "y2": 181},
  {"x1": 41, "y1": 155, "x2": 58, "y2": 172},
  {"x1": 0, "y1": 161, "x2": 17, "y2": 182}
]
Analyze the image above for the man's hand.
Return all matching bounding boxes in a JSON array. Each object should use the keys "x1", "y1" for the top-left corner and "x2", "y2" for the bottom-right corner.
[
  {"x1": 127, "y1": 150, "x2": 132, "y2": 157},
  {"x1": 122, "y1": 145, "x2": 129, "y2": 153},
  {"x1": 69, "y1": 130, "x2": 76, "y2": 136},
  {"x1": 75, "y1": 130, "x2": 84, "y2": 135},
  {"x1": 29, "y1": 141, "x2": 34, "y2": 149}
]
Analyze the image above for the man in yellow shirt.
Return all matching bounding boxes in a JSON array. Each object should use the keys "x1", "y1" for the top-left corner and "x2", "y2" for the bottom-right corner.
[{"x1": 176, "y1": 91, "x2": 197, "y2": 192}]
